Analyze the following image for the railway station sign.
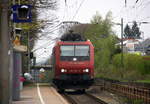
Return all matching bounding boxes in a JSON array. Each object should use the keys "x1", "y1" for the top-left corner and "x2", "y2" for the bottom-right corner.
[{"x1": 11, "y1": 4, "x2": 32, "y2": 23}]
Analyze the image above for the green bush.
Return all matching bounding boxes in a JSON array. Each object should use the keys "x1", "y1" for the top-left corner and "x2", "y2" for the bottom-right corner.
[
  {"x1": 112, "y1": 54, "x2": 150, "y2": 79},
  {"x1": 143, "y1": 56, "x2": 150, "y2": 74}
]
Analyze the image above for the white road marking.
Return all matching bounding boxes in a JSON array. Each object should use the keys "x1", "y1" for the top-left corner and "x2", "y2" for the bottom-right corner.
[{"x1": 37, "y1": 83, "x2": 46, "y2": 104}]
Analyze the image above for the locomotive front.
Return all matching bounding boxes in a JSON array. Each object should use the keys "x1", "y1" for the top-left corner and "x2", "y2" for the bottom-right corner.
[{"x1": 53, "y1": 33, "x2": 94, "y2": 91}]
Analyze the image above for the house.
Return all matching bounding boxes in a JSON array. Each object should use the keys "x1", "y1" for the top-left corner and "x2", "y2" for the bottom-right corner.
[
  {"x1": 116, "y1": 38, "x2": 143, "y2": 54},
  {"x1": 140, "y1": 38, "x2": 150, "y2": 55}
]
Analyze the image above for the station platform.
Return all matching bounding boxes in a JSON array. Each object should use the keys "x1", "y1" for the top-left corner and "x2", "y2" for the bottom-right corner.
[{"x1": 12, "y1": 83, "x2": 69, "y2": 104}]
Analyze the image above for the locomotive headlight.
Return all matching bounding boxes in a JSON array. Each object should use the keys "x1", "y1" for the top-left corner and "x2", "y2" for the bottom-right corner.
[
  {"x1": 61, "y1": 69, "x2": 67, "y2": 73},
  {"x1": 83, "y1": 69, "x2": 89, "y2": 73},
  {"x1": 61, "y1": 69, "x2": 65, "y2": 72}
]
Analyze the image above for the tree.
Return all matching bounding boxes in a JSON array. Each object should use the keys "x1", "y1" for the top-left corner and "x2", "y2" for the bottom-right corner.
[
  {"x1": 124, "y1": 24, "x2": 132, "y2": 38},
  {"x1": 132, "y1": 21, "x2": 141, "y2": 39},
  {"x1": 90, "y1": 11, "x2": 102, "y2": 24},
  {"x1": 18, "y1": 0, "x2": 58, "y2": 72},
  {"x1": 124, "y1": 21, "x2": 141, "y2": 39},
  {"x1": 70, "y1": 11, "x2": 118, "y2": 76}
]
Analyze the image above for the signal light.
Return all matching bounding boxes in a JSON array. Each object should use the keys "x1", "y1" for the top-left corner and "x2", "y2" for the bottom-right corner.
[
  {"x1": 11, "y1": 4, "x2": 32, "y2": 23},
  {"x1": 30, "y1": 52, "x2": 33, "y2": 59},
  {"x1": 18, "y1": 5, "x2": 30, "y2": 20},
  {"x1": 15, "y1": 28, "x2": 22, "y2": 34},
  {"x1": 25, "y1": 52, "x2": 33, "y2": 59}
]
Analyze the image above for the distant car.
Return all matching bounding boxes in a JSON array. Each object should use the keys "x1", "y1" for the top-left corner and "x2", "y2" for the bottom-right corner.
[{"x1": 51, "y1": 32, "x2": 94, "y2": 92}]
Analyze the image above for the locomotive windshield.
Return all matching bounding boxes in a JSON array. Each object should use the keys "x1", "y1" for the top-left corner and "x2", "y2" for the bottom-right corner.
[
  {"x1": 60, "y1": 45, "x2": 89, "y2": 56},
  {"x1": 60, "y1": 45, "x2": 90, "y2": 61},
  {"x1": 60, "y1": 46, "x2": 74, "y2": 56},
  {"x1": 75, "y1": 46, "x2": 89, "y2": 56}
]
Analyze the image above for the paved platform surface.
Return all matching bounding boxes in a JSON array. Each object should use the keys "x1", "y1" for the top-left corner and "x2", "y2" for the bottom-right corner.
[{"x1": 12, "y1": 83, "x2": 69, "y2": 104}]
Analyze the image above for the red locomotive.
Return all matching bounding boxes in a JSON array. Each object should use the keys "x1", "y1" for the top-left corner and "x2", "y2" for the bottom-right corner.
[{"x1": 52, "y1": 32, "x2": 94, "y2": 92}]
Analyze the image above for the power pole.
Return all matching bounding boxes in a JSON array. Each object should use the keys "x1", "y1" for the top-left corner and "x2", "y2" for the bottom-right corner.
[
  {"x1": 0, "y1": 0, "x2": 11, "y2": 103},
  {"x1": 113, "y1": 18, "x2": 124, "y2": 69},
  {"x1": 121, "y1": 18, "x2": 124, "y2": 68}
]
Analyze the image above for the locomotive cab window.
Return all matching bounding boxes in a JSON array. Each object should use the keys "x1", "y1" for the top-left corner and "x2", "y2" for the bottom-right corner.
[
  {"x1": 60, "y1": 46, "x2": 74, "y2": 56},
  {"x1": 75, "y1": 46, "x2": 89, "y2": 56},
  {"x1": 60, "y1": 45, "x2": 90, "y2": 61}
]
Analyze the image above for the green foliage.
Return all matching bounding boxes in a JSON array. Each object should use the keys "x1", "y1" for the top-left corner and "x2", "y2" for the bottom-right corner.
[
  {"x1": 124, "y1": 54, "x2": 144, "y2": 72},
  {"x1": 124, "y1": 21, "x2": 141, "y2": 39},
  {"x1": 124, "y1": 24, "x2": 132, "y2": 38},
  {"x1": 122, "y1": 98, "x2": 144, "y2": 104},
  {"x1": 132, "y1": 99, "x2": 144, "y2": 104},
  {"x1": 132, "y1": 21, "x2": 141, "y2": 38},
  {"x1": 143, "y1": 56, "x2": 150, "y2": 74},
  {"x1": 83, "y1": 11, "x2": 117, "y2": 75},
  {"x1": 90, "y1": 11, "x2": 103, "y2": 24},
  {"x1": 71, "y1": 11, "x2": 150, "y2": 81},
  {"x1": 71, "y1": 11, "x2": 118, "y2": 77},
  {"x1": 112, "y1": 54, "x2": 150, "y2": 80},
  {"x1": 136, "y1": 79, "x2": 150, "y2": 83},
  {"x1": 113, "y1": 54, "x2": 144, "y2": 71}
]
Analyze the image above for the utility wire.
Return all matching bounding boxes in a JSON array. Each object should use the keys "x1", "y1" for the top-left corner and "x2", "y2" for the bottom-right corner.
[
  {"x1": 71, "y1": 0, "x2": 86, "y2": 21},
  {"x1": 139, "y1": 16, "x2": 150, "y2": 21},
  {"x1": 35, "y1": 41, "x2": 56, "y2": 58},
  {"x1": 32, "y1": 38, "x2": 57, "y2": 52},
  {"x1": 112, "y1": 6, "x2": 125, "y2": 19},
  {"x1": 136, "y1": 0, "x2": 139, "y2": 3},
  {"x1": 133, "y1": 1, "x2": 150, "y2": 20}
]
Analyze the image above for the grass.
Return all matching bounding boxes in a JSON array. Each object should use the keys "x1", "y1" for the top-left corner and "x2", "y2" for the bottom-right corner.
[{"x1": 135, "y1": 80, "x2": 150, "y2": 83}]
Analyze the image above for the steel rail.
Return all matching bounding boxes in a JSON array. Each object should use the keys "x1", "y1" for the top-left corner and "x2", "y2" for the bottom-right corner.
[
  {"x1": 85, "y1": 93, "x2": 108, "y2": 104},
  {"x1": 62, "y1": 93, "x2": 78, "y2": 104},
  {"x1": 61, "y1": 92, "x2": 108, "y2": 104}
]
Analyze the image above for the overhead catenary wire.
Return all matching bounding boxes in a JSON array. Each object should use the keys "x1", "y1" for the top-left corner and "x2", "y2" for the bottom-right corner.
[
  {"x1": 36, "y1": 0, "x2": 69, "y2": 40},
  {"x1": 36, "y1": 22, "x2": 62, "y2": 39},
  {"x1": 134, "y1": 0, "x2": 147, "y2": 9},
  {"x1": 136, "y1": 1, "x2": 150, "y2": 14},
  {"x1": 33, "y1": 3, "x2": 66, "y2": 59},
  {"x1": 139, "y1": 16, "x2": 150, "y2": 21},
  {"x1": 71, "y1": 0, "x2": 86, "y2": 21},
  {"x1": 35, "y1": 41, "x2": 56, "y2": 58},
  {"x1": 121, "y1": 0, "x2": 150, "y2": 25},
  {"x1": 131, "y1": 0, "x2": 150, "y2": 22},
  {"x1": 112, "y1": 6, "x2": 126, "y2": 19},
  {"x1": 136, "y1": 0, "x2": 139, "y2": 3},
  {"x1": 32, "y1": 37, "x2": 58, "y2": 52}
]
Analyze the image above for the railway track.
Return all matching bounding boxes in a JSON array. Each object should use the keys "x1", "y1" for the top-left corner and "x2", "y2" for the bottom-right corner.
[{"x1": 61, "y1": 91, "x2": 108, "y2": 104}]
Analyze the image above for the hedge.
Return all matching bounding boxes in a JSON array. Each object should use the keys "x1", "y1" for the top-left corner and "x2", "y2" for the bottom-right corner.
[{"x1": 112, "y1": 54, "x2": 150, "y2": 75}]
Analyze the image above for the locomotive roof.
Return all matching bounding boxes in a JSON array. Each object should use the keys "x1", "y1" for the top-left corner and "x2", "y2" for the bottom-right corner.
[{"x1": 60, "y1": 33, "x2": 87, "y2": 41}]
